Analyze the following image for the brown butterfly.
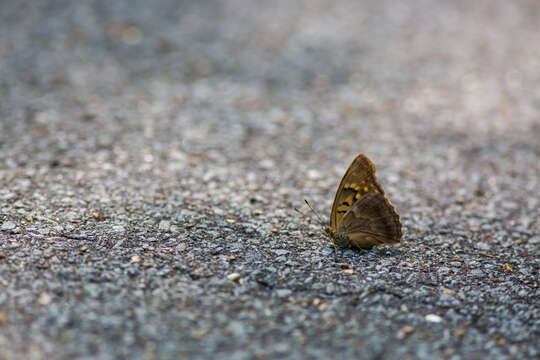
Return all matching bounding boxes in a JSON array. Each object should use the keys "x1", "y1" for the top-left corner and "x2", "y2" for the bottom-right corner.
[{"x1": 322, "y1": 154, "x2": 402, "y2": 250}]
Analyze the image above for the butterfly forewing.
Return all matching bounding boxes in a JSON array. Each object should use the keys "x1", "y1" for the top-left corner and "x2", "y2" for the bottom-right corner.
[{"x1": 329, "y1": 154, "x2": 385, "y2": 229}]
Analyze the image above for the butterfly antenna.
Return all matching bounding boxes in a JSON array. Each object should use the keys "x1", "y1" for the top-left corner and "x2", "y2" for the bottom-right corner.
[
  {"x1": 293, "y1": 207, "x2": 310, "y2": 220},
  {"x1": 300, "y1": 198, "x2": 337, "y2": 255},
  {"x1": 304, "y1": 198, "x2": 325, "y2": 226}
]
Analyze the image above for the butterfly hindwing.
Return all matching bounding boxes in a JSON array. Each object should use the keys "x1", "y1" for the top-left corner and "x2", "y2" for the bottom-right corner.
[
  {"x1": 329, "y1": 154, "x2": 385, "y2": 229},
  {"x1": 337, "y1": 193, "x2": 402, "y2": 249}
]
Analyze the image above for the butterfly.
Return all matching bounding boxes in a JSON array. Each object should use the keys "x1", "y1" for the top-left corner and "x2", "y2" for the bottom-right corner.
[{"x1": 322, "y1": 154, "x2": 402, "y2": 250}]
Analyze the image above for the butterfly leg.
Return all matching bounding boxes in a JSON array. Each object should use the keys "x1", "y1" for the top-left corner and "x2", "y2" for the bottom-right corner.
[{"x1": 330, "y1": 237, "x2": 338, "y2": 256}]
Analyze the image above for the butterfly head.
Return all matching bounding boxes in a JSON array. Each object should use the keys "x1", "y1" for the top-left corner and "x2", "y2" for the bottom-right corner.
[
  {"x1": 322, "y1": 225, "x2": 352, "y2": 250},
  {"x1": 322, "y1": 226, "x2": 331, "y2": 236}
]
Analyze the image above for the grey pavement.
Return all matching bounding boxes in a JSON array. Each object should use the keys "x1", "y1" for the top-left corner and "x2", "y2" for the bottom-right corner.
[{"x1": 0, "y1": 1, "x2": 539, "y2": 359}]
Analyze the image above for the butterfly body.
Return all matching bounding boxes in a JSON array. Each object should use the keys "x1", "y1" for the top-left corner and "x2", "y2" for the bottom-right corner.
[{"x1": 324, "y1": 154, "x2": 402, "y2": 250}]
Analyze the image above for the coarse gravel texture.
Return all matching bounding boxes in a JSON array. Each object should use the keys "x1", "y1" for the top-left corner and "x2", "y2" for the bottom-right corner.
[{"x1": 1, "y1": 1, "x2": 539, "y2": 359}]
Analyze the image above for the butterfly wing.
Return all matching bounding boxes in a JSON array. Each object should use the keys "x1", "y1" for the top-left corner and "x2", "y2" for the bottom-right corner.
[
  {"x1": 336, "y1": 193, "x2": 402, "y2": 249},
  {"x1": 329, "y1": 154, "x2": 385, "y2": 230}
]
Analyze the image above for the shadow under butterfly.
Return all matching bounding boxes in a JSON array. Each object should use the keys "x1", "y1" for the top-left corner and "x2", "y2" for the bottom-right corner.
[{"x1": 302, "y1": 154, "x2": 402, "y2": 253}]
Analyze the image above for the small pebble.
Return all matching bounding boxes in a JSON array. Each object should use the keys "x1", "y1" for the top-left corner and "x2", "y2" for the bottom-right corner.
[
  {"x1": 425, "y1": 314, "x2": 443, "y2": 323},
  {"x1": 396, "y1": 326, "x2": 415, "y2": 339},
  {"x1": 227, "y1": 273, "x2": 241, "y2": 281},
  {"x1": 1, "y1": 221, "x2": 16, "y2": 231},
  {"x1": 158, "y1": 220, "x2": 171, "y2": 231},
  {"x1": 38, "y1": 293, "x2": 52, "y2": 305}
]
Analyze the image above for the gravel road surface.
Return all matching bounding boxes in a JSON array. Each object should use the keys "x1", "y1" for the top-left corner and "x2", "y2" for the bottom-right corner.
[{"x1": 1, "y1": 1, "x2": 539, "y2": 359}]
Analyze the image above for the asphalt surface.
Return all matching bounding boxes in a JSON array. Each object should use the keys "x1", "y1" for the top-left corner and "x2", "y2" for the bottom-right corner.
[{"x1": 0, "y1": 1, "x2": 539, "y2": 359}]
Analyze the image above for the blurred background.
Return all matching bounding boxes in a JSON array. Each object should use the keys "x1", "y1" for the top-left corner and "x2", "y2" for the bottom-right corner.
[
  {"x1": 2, "y1": 0, "x2": 539, "y2": 241},
  {"x1": 3, "y1": 1, "x2": 539, "y2": 135},
  {"x1": 2, "y1": 0, "x2": 539, "y2": 224}
]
